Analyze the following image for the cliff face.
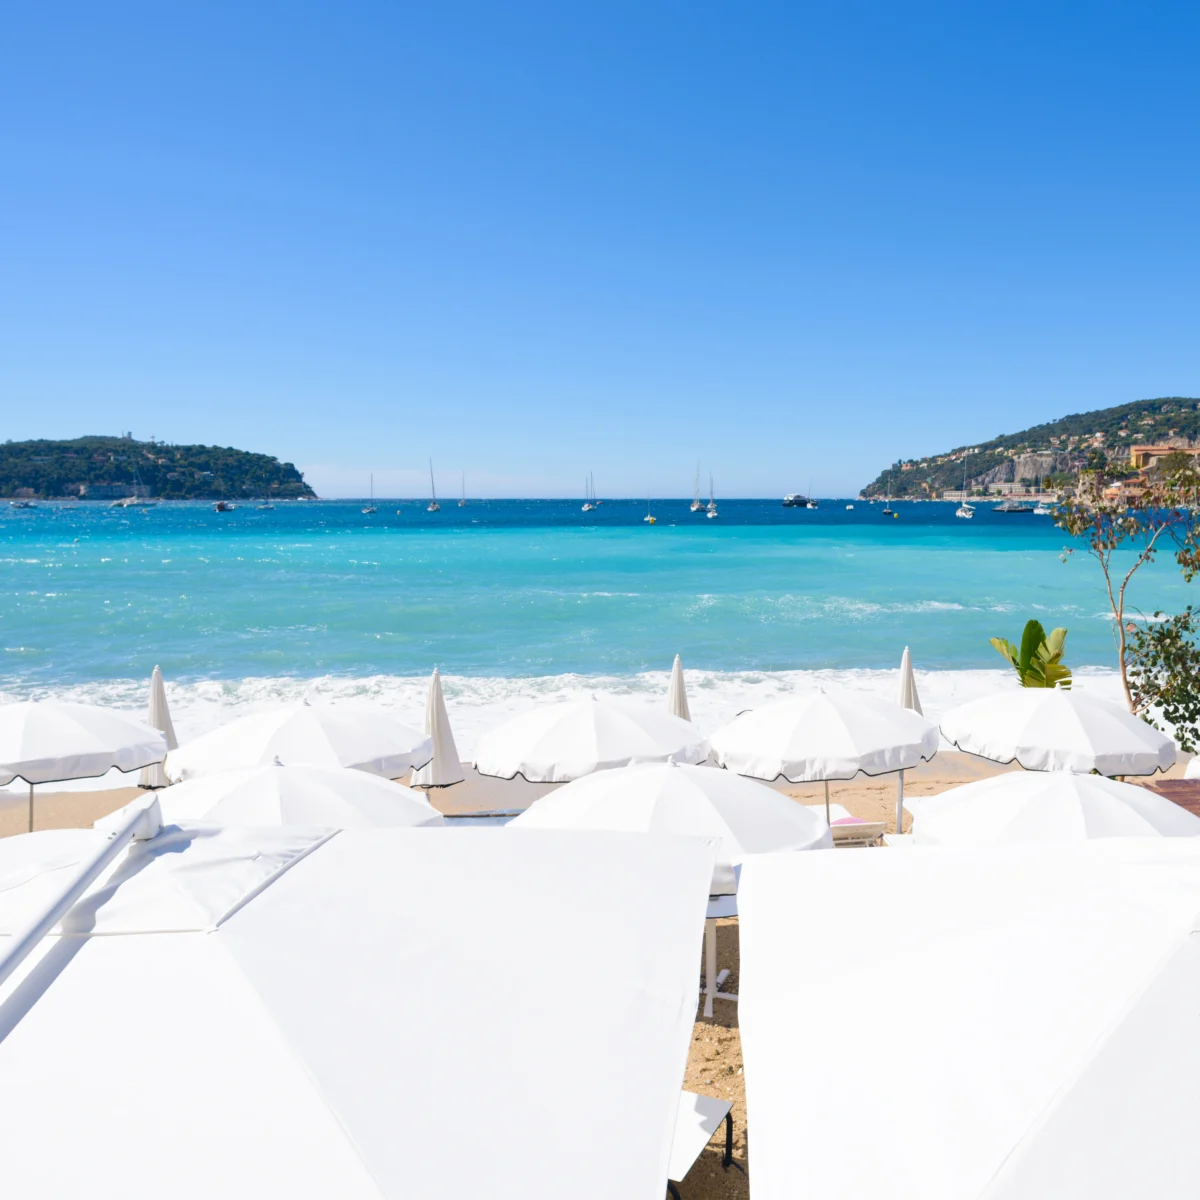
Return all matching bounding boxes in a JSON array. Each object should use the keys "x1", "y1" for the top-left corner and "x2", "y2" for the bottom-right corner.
[{"x1": 974, "y1": 451, "x2": 1071, "y2": 486}]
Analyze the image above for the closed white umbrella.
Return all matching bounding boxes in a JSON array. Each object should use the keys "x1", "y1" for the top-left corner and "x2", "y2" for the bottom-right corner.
[
  {"x1": 1185, "y1": 756, "x2": 1200, "y2": 779},
  {"x1": 474, "y1": 697, "x2": 710, "y2": 783},
  {"x1": 710, "y1": 690, "x2": 938, "y2": 827},
  {"x1": 911, "y1": 770, "x2": 1200, "y2": 845},
  {"x1": 157, "y1": 762, "x2": 444, "y2": 828},
  {"x1": 667, "y1": 654, "x2": 691, "y2": 722},
  {"x1": 897, "y1": 646, "x2": 922, "y2": 715},
  {"x1": 940, "y1": 689, "x2": 1176, "y2": 776},
  {"x1": 411, "y1": 668, "x2": 465, "y2": 788},
  {"x1": 165, "y1": 702, "x2": 432, "y2": 782},
  {"x1": 510, "y1": 760, "x2": 831, "y2": 893},
  {"x1": 138, "y1": 666, "x2": 178, "y2": 789},
  {"x1": 0, "y1": 701, "x2": 167, "y2": 832}
]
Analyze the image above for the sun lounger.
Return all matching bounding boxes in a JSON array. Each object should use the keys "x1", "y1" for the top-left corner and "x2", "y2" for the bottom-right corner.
[
  {"x1": 667, "y1": 1090, "x2": 734, "y2": 1196},
  {"x1": 829, "y1": 816, "x2": 886, "y2": 846},
  {"x1": 702, "y1": 894, "x2": 739, "y2": 1017}
]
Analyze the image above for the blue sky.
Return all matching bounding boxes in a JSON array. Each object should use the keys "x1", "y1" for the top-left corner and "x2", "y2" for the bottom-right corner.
[{"x1": 2, "y1": 2, "x2": 1197, "y2": 497}]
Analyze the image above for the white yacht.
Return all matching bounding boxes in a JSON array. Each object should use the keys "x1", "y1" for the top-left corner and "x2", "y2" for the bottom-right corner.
[
  {"x1": 362, "y1": 474, "x2": 377, "y2": 514},
  {"x1": 458, "y1": 472, "x2": 467, "y2": 507},
  {"x1": 955, "y1": 502, "x2": 975, "y2": 519},
  {"x1": 1034, "y1": 502, "x2": 1052, "y2": 515},
  {"x1": 643, "y1": 497, "x2": 656, "y2": 524},
  {"x1": 706, "y1": 474, "x2": 718, "y2": 519},
  {"x1": 582, "y1": 473, "x2": 596, "y2": 512},
  {"x1": 690, "y1": 465, "x2": 703, "y2": 512}
]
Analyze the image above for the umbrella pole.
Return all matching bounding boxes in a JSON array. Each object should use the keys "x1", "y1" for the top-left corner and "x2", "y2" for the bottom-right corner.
[
  {"x1": 824, "y1": 779, "x2": 831, "y2": 827},
  {"x1": 895, "y1": 770, "x2": 905, "y2": 834},
  {"x1": 28, "y1": 782, "x2": 34, "y2": 834}
]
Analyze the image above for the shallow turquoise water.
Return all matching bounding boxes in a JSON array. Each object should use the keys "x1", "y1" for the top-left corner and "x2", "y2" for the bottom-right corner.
[{"x1": 1, "y1": 498, "x2": 1192, "y2": 685}]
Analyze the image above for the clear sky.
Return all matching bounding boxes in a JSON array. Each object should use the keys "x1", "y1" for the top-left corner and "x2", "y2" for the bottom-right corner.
[{"x1": 2, "y1": 2, "x2": 1197, "y2": 498}]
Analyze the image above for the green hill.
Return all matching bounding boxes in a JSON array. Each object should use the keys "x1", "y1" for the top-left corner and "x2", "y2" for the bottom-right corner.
[
  {"x1": 862, "y1": 397, "x2": 1200, "y2": 498},
  {"x1": 0, "y1": 436, "x2": 316, "y2": 500}
]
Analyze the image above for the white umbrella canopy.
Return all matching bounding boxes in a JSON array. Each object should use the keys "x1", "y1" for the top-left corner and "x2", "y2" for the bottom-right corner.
[
  {"x1": 510, "y1": 761, "x2": 831, "y2": 893},
  {"x1": 0, "y1": 701, "x2": 167, "y2": 785},
  {"x1": 157, "y1": 762, "x2": 445, "y2": 829},
  {"x1": 474, "y1": 697, "x2": 710, "y2": 783},
  {"x1": 411, "y1": 668, "x2": 465, "y2": 788},
  {"x1": 139, "y1": 665, "x2": 178, "y2": 789},
  {"x1": 1185, "y1": 756, "x2": 1200, "y2": 779},
  {"x1": 710, "y1": 690, "x2": 939, "y2": 783},
  {"x1": 940, "y1": 689, "x2": 1176, "y2": 776},
  {"x1": 912, "y1": 770, "x2": 1200, "y2": 846},
  {"x1": 667, "y1": 654, "x2": 691, "y2": 722},
  {"x1": 897, "y1": 646, "x2": 922, "y2": 714},
  {"x1": 165, "y1": 702, "x2": 432, "y2": 782}
]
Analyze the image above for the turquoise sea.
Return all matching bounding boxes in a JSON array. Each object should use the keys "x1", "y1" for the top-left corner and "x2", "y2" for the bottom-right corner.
[{"x1": 1, "y1": 498, "x2": 1192, "y2": 689}]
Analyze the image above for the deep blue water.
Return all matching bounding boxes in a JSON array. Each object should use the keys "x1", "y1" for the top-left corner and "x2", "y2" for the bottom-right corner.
[{"x1": 1, "y1": 498, "x2": 1193, "y2": 685}]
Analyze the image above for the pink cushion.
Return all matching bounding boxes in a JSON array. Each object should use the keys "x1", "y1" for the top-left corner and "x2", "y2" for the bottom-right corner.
[{"x1": 831, "y1": 816, "x2": 868, "y2": 825}]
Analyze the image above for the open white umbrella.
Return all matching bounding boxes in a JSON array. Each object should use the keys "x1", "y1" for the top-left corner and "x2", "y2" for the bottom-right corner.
[
  {"x1": 165, "y1": 702, "x2": 432, "y2": 782},
  {"x1": 510, "y1": 760, "x2": 831, "y2": 893},
  {"x1": 1184, "y1": 756, "x2": 1200, "y2": 779},
  {"x1": 940, "y1": 689, "x2": 1176, "y2": 776},
  {"x1": 710, "y1": 690, "x2": 938, "y2": 827},
  {"x1": 157, "y1": 762, "x2": 444, "y2": 828},
  {"x1": 667, "y1": 655, "x2": 691, "y2": 722},
  {"x1": 138, "y1": 666, "x2": 178, "y2": 789},
  {"x1": 0, "y1": 701, "x2": 167, "y2": 832},
  {"x1": 411, "y1": 669, "x2": 465, "y2": 788},
  {"x1": 897, "y1": 646, "x2": 922, "y2": 715},
  {"x1": 474, "y1": 697, "x2": 710, "y2": 783},
  {"x1": 911, "y1": 770, "x2": 1200, "y2": 845},
  {"x1": 511, "y1": 759, "x2": 830, "y2": 1018}
]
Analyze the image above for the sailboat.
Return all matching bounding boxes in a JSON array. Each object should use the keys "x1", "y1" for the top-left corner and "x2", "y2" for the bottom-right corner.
[
  {"x1": 954, "y1": 457, "x2": 974, "y2": 519},
  {"x1": 582, "y1": 474, "x2": 596, "y2": 512},
  {"x1": 706, "y1": 473, "x2": 718, "y2": 519},
  {"x1": 690, "y1": 465, "x2": 703, "y2": 512},
  {"x1": 458, "y1": 472, "x2": 466, "y2": 508},
  {"x1": 362, "y1": 474, "x2": 377, "y2": 514},
  {"x1": 882, "y1": 494, "x2": 894, "y2": 516},
  {"x1": 427, "y1": 461, "x2": 440, "y2": 513},
  {"x1": 643, "y1": 497, "x2": 656, "y2": 524}
]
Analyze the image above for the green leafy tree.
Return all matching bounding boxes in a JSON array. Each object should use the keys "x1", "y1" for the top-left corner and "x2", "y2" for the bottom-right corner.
[
  {"x1": 990, "y1": 620, "x2": 1073, "y2": 688},
  {"x1": 1126, "y1": 608, "x2": 1200, "y2": 752},
  {"x1": 1055, "y1": 459, "x2": 1200, "y2": 711}
]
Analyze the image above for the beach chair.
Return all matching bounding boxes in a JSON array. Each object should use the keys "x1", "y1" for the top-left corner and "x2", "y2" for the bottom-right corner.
[
  {"x1": 829, "y1": 816, "x2": 887, "y2": 846},
  {"x1": 702, "y1": 894, "x2": 739, "y2": 1018},
  {"x1": 666, "y1": 1090, "x2": 734, "y2": 1197}
]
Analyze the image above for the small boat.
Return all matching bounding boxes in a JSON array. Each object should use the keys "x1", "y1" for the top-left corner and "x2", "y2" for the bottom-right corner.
[
  {"x1": 882, "y1": 495, "x2": 894, "y2": 515},
  {"x1": 993, "y1": 499, "x2": 1034, "y2": 514},
  {"x1": 362, "y1": 474, "x2": 377, "y2": 515},
  {"x1": 214, "y1": 500, "x2": 235, "y2": 512},
  {"x1": 782, "y1": 494, "x2": 810, "y2": 507},
  {"x1": 458, "y1": 472, "x2": 467, "y2": 508},
  {"x1": 9, "y1": 499, "x2": 36, "y2": 509},
  {"x1": 955, "y1": 503, "x2": 975, "y2": 519},
  {"x1": 1034, "y1": 503, "x2": 1052, "y2": 515},
  {"x1": 427, "y1": 461, "x2": 440, "y2": 513},
  {"x1": 257, "y1": 502, "x2": 275, "y2": 510},
  {"x1": 582, "y1": 473, "x2": 596, "y2": 512},
  {"x1": 845, "y1": 504, "x2": 854, "y2": 510},
  {"x1": 644, "y1": 497, "x2": 656, "y2": 524},
  {"x1": 690, "y1": 465, "x2": 703, "y2": 513},
  {"x1": 706, "y1": 474, "x2": 718, "y2": 519}
]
